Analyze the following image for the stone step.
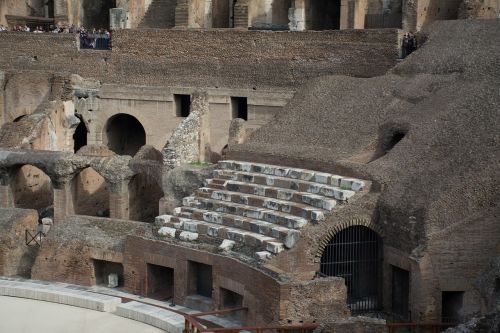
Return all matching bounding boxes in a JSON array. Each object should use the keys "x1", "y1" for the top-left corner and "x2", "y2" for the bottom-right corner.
[
  {"x1": 197, "y1": 187, "x2": 333, "y2": 218},
  {"x1": 212, "y1": 170, "x2": 356, "y2": 201},
  {"x1": 184, "y1": 196, "x2": 315, "y2": 228},
  {"x1": 217, "y1": 160, "x2": 365, "y2": 191},
  {"x1": 205, "y1": 180, "x2": 339, "y2": 210},
  {"x1": 155, "y1": 215, "x2": 286, "y2": 253},
  {"x1": 163, "y1": 208, "x2": 293, "y2": 242}
]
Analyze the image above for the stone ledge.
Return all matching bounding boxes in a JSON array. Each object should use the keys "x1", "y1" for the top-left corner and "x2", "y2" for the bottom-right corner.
[
  {"x1": 0, "y1": 279, "x2": 121, "y2": 312},
  {"x1": 116, "y1": 301, "x2": 185, "y2": 333}
]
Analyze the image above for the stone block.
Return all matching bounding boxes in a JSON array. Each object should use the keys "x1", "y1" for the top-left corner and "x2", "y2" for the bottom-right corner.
[
  {"x1": 255, "y1": 251, "x2": 272, "y2": 260},
  {"x1": 266, "y1": 241, "x2": 285, "y2": 254},
  {"x1": 179, "y1": 231, "x2": 199, "y2": 241},
  {"x1": 155, "y1": 215, "x2": 172, "y2": 226},
  {"x1": 219, "y1": 239, "x2": 235, "y2": 251},
  {"x1": 314, "y1": 172, "x2": 331, "y2": 184},
  {"x1": 158, "y1": 227, "x2": 176, "y2": 238},
  {"x1": 285, "y1": 230, "x2": 301, "y2": 249},
  {"x1": 183, "y1": 221, "x2": 199, "y2": 232},
  {"x1": 203, "y1": 211, "x2": 223, "y2": 224},
  {"x1": 108, "y1": 273, "x2": 119, "y2": 288}
]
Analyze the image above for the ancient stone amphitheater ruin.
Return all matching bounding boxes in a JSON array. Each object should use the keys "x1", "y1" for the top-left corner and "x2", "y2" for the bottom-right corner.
[{"x1": 0, "y1": 1, "x2": 498, "y2": 332}]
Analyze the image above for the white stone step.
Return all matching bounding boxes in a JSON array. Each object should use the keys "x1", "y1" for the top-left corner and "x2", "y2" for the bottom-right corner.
[{"x1": 116, "y1": 301, "x2": 185, "y2": 333}]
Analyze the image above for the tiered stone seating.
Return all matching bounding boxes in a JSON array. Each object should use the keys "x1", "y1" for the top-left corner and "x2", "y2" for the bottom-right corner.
[{"x1": 156, "y1": 161, "x2": 367, "y2": 258}]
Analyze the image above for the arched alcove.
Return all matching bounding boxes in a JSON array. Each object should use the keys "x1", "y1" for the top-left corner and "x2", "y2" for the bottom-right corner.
[
  {"x1": 104, "y1": 113, "x2": 146, "y2": 156},
  {"x1": 73, "y1": 116, "x2": 88, "y2": 153},
  {"x1": 128, "y1": 173, "x2": 163, "y2": 222},
  {"x1": 320, "y1": 225, "x2": 382, "y2": 314},
  {"x1": 10, "y1": 165, "x2": 53, "y2": 212},
  {"x1": 13, "y1": 115, "x2": 26, "y2": 122},
  {"x1": 71, "y1": 167, "x2": 110, "y2": 217}
]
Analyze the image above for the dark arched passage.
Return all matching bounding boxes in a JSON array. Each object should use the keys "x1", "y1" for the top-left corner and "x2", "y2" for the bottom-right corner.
[
  {"x1": 71, "y1": 167, "x2": 110, "y2": 217},
  {"x1": 10, "y1": 165, "x2": 53, "y2": 212},
  {"x1": 128, "y1": 173, "x2": 163, "y2": 222},
  {"x1": 104, "y1": 113, "x2": 146, "y2": 156},
  {"x1": 73, "y1": 116, "x2": 88, "y2": 153},
  {"x1": 320, "y1": 225, "x2": 382, "y2": 313},
  {"x1": 82, "y1": 0, "x2": 116, "y2": 29}
]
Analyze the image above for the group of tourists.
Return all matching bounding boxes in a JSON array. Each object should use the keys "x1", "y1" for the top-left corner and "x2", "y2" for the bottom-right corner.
[
  {"x1": 402, "y1": 32, "x2": 418, "y2": 58},
  {"x1": 0, "y1": 23, "x2": 112, "y2": 50}
]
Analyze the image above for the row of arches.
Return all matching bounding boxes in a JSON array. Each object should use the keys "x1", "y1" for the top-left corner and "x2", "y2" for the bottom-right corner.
[{"x1": 9, "y1": 164, "x2": 161, "y2": 223}]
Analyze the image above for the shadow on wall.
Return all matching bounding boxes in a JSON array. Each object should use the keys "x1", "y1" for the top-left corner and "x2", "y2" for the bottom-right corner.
[
  {"x1": 71, "y1": 167, "x2": 110, "y2": 217},
  {"x1": 10, "y1": 164, "x2": 54, "y2": 213},
  {"x1": 128, "y1": 172, "x2": 163, "y2": 222}
]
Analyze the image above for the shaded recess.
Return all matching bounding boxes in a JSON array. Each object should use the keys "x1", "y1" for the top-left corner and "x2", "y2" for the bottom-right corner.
[
  {"x1": 71, "y1": 167, "x2": 110, "y2": 217},
  {"x1": 310, "y1": 0, "x2": 341, "y2": 30},
  {"x1": 10, "y1": 165, "x2": 53, "y2": 212},
  {"x1": 128, "y1": 173, "x2": 163, "y2": 222},
  {"x1": 104, "y1": 113, "x2": 146, "y2": 156},
  {"x1": 82, "y1": 0, "x2": 117, "y2": 29},
  {"x1": 73, "y1": 115, "x2": 88, "y2": 153}
]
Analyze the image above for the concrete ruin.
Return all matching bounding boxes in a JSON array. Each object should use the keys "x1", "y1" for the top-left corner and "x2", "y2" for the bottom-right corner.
[{"x1": 0, "y1": 1, "x2": 499, "y2": 332}]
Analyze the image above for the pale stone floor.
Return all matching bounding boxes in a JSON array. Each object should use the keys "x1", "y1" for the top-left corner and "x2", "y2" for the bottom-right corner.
[{"x1": 0, "y1": 295, "x2": 165, "y2": 333}]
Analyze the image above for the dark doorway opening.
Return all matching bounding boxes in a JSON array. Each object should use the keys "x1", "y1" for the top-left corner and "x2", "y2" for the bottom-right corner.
[
  {"x1": 104, "y1": 113, "x2": 146, "y2": 156},
  {"x1": 392, "y1": 266, "x2": 410, "y2": 322},
  {"x1": 188, "y1": 261, "x2": 213, "y2": 298},
  {"x1": 46, "y1": 0, "x2": 55, "y2": 18},
  {"x1": 310, "y1": 0, "x2": 341, "y2": 30},
  {"x1": 93, "y1": 260, "x2": 124, "y2": 287},
  {"x1": 175, "y1": 94, "x2": 191, "y2": 117},
  {"x1": 73, "y1": 115, "x2": 88, "y2": 153},
  {"x1": 71, "y1": 167, "x2": 110, "y2": 217},
  {"x1": 385, "y1": 130, "x2": 406, "y2": 153},
  {"x1": 147, "y1": 264, "x2": 175, "y2": 301},
  {"x1": 220, "y1": 288, "x2": 244, "y2": 321},
  {"x1": 442, "y1": 291, "x2": 464, "y2": 323},
  {"x1": 212, "y1": 0, "x2": 231, "y2": 28},
  {"x1": 82, "y1": 0, "x2": 116, "y2": 29},
  {"x1": 320, "y1": 225, "x2": 382, "y2": 314},
  {"x1": 231, "y1": 97, "x2": 248, "y2": 120}
]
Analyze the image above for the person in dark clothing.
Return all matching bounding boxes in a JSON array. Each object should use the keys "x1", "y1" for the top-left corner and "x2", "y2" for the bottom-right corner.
[{"x1": 402, "y1": 33, "x2": 409, "y2": 58}]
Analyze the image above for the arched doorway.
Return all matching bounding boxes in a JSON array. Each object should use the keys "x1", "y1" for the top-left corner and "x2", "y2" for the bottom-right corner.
[
  {"x1": 310, "y1": 0, "x2": 341, "y2": 30},
  {"x1": 71, "y1": 167, "x2": 110, "y2": 217},
  {"x1": 104, "y1": 114, "x2": 146, "y2": 156},
  {"x1": 10, "y1": 165, "x2": 53, "y2": 212},
  {"x1": 320, "y1": 225, "x2": 382, "y2": 313},
  {"x1": 128, "y1": 173, "x2": 163, "y2": 222},
  {"x1": 73, "y1": 116, "x2": 88, "y2": 153}
]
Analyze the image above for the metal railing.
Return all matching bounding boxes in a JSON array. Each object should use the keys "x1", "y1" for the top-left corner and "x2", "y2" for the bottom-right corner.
[
  {"x1": 25, "y1": 229, "x2": 45, "y2": 246},
  {"x1": 79, "y1": 33, "x2": 111, "y2": 50},
  {"x1": 184, "y1": 307, "x2": 319, "y2": 333},
  {"x1": 386, "y1": 322, "x2": 455, "y2": 333}
]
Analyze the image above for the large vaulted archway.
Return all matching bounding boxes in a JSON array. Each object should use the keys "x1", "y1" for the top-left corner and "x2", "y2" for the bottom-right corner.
[{"x1": 103, "y1": 113, "x2": 146, "y2": 156}]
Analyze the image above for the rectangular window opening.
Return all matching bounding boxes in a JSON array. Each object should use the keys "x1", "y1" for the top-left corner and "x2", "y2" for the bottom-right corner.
[
  {"x1": 175, "y1": 94, "x2": 191, "y2": 117},
  {"x1": 442, "y1": 291, "x2": 464, "y2": 323},
  {"x1": 93, "y1": 259, "x2": 124, "y2": 288},
  {"x1": 231, "y1": 97, "x2": 248, "y2": 121},
  {"x1": 188, "y1": 261, "x2": 213, "y2": 298}
]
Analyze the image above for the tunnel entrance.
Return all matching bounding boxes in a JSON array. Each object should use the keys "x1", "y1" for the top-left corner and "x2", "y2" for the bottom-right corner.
[
  {"x1": 10, "y1": 165, "x2": 53, "y2": 212},
  {"x1": 320, "y1": 225, "x2": 382, "y2": 314},
  {"x1": 93, "y1": 260, "x2": 124, "y2": 287},
  {"x1": 310, "y1": 0, "x2": 341, "y2": 30},
  {"x1": 128, "y1": 173, "x2": 163, "y2": 222},
  {"x1": 71, "y1": 167, "x2": 110, "y2": 217},
  {"x1": 212, "y1": 0, "x2": 231, "y2": 28},
  {"x1": 82, "y1": 0, "x2": 117, "y2": 29},
  {"x1": 104, "y1": 113, "x2": 146, "y2": 156}
]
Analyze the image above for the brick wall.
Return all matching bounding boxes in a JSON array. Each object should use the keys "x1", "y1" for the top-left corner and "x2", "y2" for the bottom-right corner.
[{"x1": 0, "y1": 29, "x2": 400, "y2": 89}]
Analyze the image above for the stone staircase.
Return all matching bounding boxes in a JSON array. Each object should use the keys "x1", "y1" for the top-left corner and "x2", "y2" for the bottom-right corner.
[
  {"x1": 138, "y1": 0, "x2": 177, "y2": 29},
  {"x1": 155, "y1": 161, "x2": 367, "y2": 259}
]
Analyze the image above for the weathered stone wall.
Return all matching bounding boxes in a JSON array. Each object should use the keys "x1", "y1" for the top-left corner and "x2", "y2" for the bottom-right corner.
[
  {"x1": 0, "y1": 208, "x2": 39, "y2": 277},
  {"x1": 459, "y1": 0, "x2": 500, "y2": 19}
]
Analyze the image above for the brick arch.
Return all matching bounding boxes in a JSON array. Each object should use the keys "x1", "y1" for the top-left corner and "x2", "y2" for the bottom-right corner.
[{"x1": 314, "y1": 218, "x2": 384, "y2": 262}]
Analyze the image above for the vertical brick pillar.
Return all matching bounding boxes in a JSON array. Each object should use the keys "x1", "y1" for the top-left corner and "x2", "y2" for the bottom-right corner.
[
  {"x1": 175, "y1": 0, "x2": 189, "y2": 27},
  {"x1": 109, "y1": 180, "x2": 130, "y2": 220},
  {"x1": 54, "y1": 0, "x2": 69, "y2": 25},
  {"x1": 289, "y1": 0, "x2": 307, "y2": 31},
  {"x1": 53, "y1": 180, "x2": 73, "y2": 224},
  {"x1": 0, "y1": 185, "x2": 13, "y2": 208},
  {"x1": 233, "y1": 0, "x2": 249, "y2": 28}
]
